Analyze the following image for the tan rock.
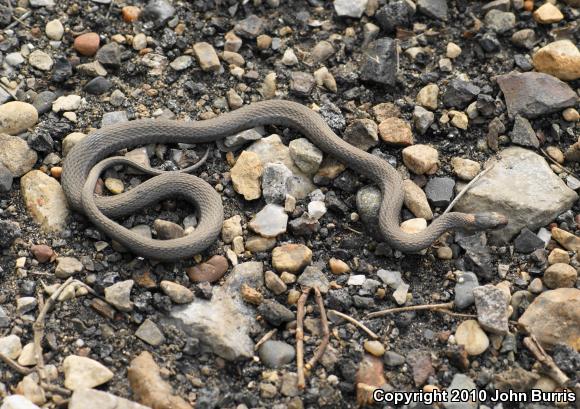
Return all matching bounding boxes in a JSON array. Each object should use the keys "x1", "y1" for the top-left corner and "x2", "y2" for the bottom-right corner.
[
  {"x1": 0, "y1": 102, "x2": 38, "y2": 135},
  {"x1": 272, "y1": 244, "x2": 312, "y2": 273},
  {"x1": 455, "y1": 320, "x2": 489, "y2": 356},
  {"x1": 403, "y1": 179, "x2": 433, "y2": 220},
  {"x1": 548, "y1": 248, "x2": 570, "y2": 265},
  {"x1": 329, "y1": 258, "x2": 350, "y2": 274},
  {"x1": 402, "y1": 145, "x2": 439, "y2": 175},
  {"x1": 545, "y1": 146, "x2": 564, "y2": 164},
  {"x1": 222, "y1": 215, "x2": 243, "y2": 244},
  {"x1": 533, "y1": 40, "x2": 580, "y2": 81},
  {"x1": 21, "y1": 170, "x2": 69, "y2": 233},
  {"x1": 372, "y1": 102, "x2": 401, "y2": 122},
  {"x1": 451, "y1": 157, "x2": 481, "y2": 181},
  {"x1": 400, "y1": 218, "x2": 427, "y2": 234},
  {"x1": 378, "y1": 117, "x2": 413, "y2": 145},
  {"x1": 563, "y1": 108, "x2": 580, "y2": 122},
  {"x1": 363, "y1": 340, "x2": 385, "y2": 357},
  {"x1": 518, "y1": 288, "x2": 579, "y2": 351},
  {"x1": 63, "y1": 355, "x2": 114, "y2": 391},
  {"x1": 543, "y1": 263, "x2": 577, "y2": 288},
  {"x1": 446, "y1": 42, "x2": 462, "y2": 59},
  {"x1": 416, "y1": 84, "x2": 439, "y2": 110},
  {"x1": 193, "y1": 42, "x2": 221, "y2": 72},
  {"x1": 533, "y1": 3, "x2": 564, "y2": 24},
  {"x1": 449, "y1": 110, "x2": 468, "y2": 130},
  {"x1": 0, "y1": 133, "x2": 37, "y2": 177},
  {"x1": 551, "y1": 227, "x2": 580, "y2": 252},
  {"x1": 231, "y1": 151, "x2": 263, "y2": 200},
  {"x1": 245, "y1": 235, "x2": 276, "y2": 252}
]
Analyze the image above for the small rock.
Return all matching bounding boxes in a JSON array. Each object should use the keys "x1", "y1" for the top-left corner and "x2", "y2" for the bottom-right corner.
[
  {"x1": 297, "y1": 266, "x2": 329, "y2": 293},
  {"x1": 455, "y1": 320, "x2": 489, "y2": 356},
  {"x1": 360, "y1": 38, "x2": 398, "y2": 86},
  {"x1": 52, "y1": 95, "x2": 81, "y2": 113},
  {"x1": 17, "y1": 297, "x2": 37, "y2": 315},
  {"x1": 343, "y1": 119, "x2": 379, "y2": 151},
  {"x1": 231, "y1": 150, "x2": 263, "y2": 200},
  {"x1": 416, "y1": 84, "x2": 439, "y2": 111},
  {"x1": 312, "y1": 41, "x2": 335, "y2": 63},
  {"x1": 533, "y1": 2, "x2": 564, "y2": 24},
  {"x1": 543, "y1": 263, "x2": 577, "y2": 289},
  {"x1": 45, "y1": 19, "x2": 64, "y2": 40},
  {"x1": 104, "y1": 280, "x2": 134, "y2": 312},
  {"x1": 160, "y1": 281, "x2": 194, "y2": 304},
  {"x1": 142, "y1": 0, "x2": 175, "y2": 25},
  {"x1": 378, "y1": 117, "x2": 413, "y2": 145},
  {"x1": 289, "y1": 138, "x2": 323, "y2": 174},
  {"x1": 485, "y1": 9, "x2": 515, "y2": 33},
  {"x1": 425, "y1": 177, "x2": 454, "y2": 207},
  {"x1": 548, "y1": 248, "x2": 570, "y2": 265},
  {"x1": 55, "y1": 257, "x2": 83, "y2": 278},
  {"x1": 511, "y1": 115, "x2": 539, "y2": 148},
  {"x1": 0, "y1": 396, "x2": 40, "y2": 409},
  {"x1": 170, "y1": 55, "x2": 193, "y2": 71},
  {"x1": 0, "y1": 102, "x2": 39, "y2": 135},
  {"x1": 135, "y1": 319, "x2": 165, "y2": 346},
  {"x1": 222, "y1": 215, "x2": 243, "y2": 244},
  {"x1": 443, "y1": 79, "x2": 481, "y2": 109},
  {"x1": 364, "y1": 340, "x2": 385, "y2": 357},
  {"x1": 83, "y1": 77, "x2": 112, "y2": 95},
  {"x1": 31, "y1": 244, "x2": 53, "y2": 263},
  {"x1": 259, "y1": 340, "x2": 295, "y2": 368},
  {"x1": 400, "y1": 218, "x2": 427, "y2": 234},
  {"x1": 514, "y1": 228, "x2": 545, "y2": 253},
  {"x1": 258, "y1": 299, "x2": 294, "y2": 326},
  {"x1": 153, "y1": 219, "x2": 184, "y2": 240},
  {"x1": 334, "y1": 0, "x2": 368, "y2": 18},
  {"x1": 437, "y1": 246, "x2": 453, "y2": 260},
  {"x1": 473, "y1": 285, "x2": 509, "y2": 335},
  {"x1": 0, "y1": 335, "x2": 22, "y2": 359},
  {"x1": 403, "y1": 179, "x2": 433, "y2": 220},
  {"x1": 0, "y1": 134, "x2": 37, "y2": 176},
  {"x1": 533, "y1": 40, "x2": 580, "y2": 81},
  {"x1": 290, "y1": 72, "x2": 315, "y2": 96},
  {"x1": 272, "y1": 244, "x2": 312, "y2": 273},
  {"x1": 63, "y1": 355, "x2": 113, "y2": 390},
  {"x1": 451, "y1": 158, "x2": 480, "y2": 181},
  {"x1": 402, "y1": 145, "x2": 438, "y2": 175},
  {"x1": 28, "y1": 50, "x2": 53, "y2": 71},
  {"x1": 416, "y1": 0, "x2": 448, "y2": 21},
  {"x1": 187, "y1": 255, "x2": 228, "y2": 283},
  {"x1": 249, "y1": 204, "x2": 288, "y2": 237},
  {"x1": 454, "y1": 271, "x2": 479, "y2": 309},
  {"x1": 234, "y1": 14, "x2": 265, "y2": 39},
  {"x1": 413, "y1": 106, "x2": 434, "y2": 135},
  {"x1": 69, "y1": 389, "x2": 148, "y2": 409},
  {"x1": 329, "y1": 258, "x2": 350, "y2": 275},
  {"x1": 444, "y1": 374, "x2": 477, "y2": 409},
  {"x1": 96, "y1": 42, "x2": 122, "y2": 68},
  {"x1": 262, "y1": 163, "x2": 293, "y2": 205},
  {"x1": 375, "y1": 1, "x2": 414, "y2": 32},
  {"x1": 74, "y1": 33, "x2": 100, "y2": 56},
  {"x1": 265, "y1": 270, "x2": 287, "y2": 295},
  {"x1": 446, "y1": 42, "x2": 462, "y2": 59}
]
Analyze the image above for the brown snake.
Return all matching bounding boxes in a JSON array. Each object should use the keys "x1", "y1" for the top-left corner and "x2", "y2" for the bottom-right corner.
[{"x1": 61, "y1": 100, "x2": 508, "y2": 261}]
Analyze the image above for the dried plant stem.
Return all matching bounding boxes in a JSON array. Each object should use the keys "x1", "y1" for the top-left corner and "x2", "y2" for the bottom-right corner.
[
  {"x1": 254, "y1": 329, "x2": 277, "y2": 351},
  {"x1": 305, "y1": 287, "x2": 329, "y2": 372},
  {"x1": 523, "y1": 335, "x2": 570, "y2": 387},
  {"x1": 296, "y1": 287, "x2": 311, "y2": 389},
  {"x1": 366, "y1": 302, "x2": 455, "y2": 319},
  {"x1": 328, "y1": 310, "x2": 379, "y2": 339},
  {"x1": 0, "y1": 352, "x2": 32, "y2": 375},
  {"x1": 443, "y1": 163, "x2": 495, "y2": 215}
]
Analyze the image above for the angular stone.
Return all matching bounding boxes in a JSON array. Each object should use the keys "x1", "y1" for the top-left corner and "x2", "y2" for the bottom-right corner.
[
  {"x1": 533, "y1": 2, "x2": 564, "y2": 24},
  {"x1": 378, "y1": 117, "x2": 413, "y2": 145},
  {"x1": 444, "y1": 374, "x2": 477, "y2": 409},
  {"x1": 231, "y1": 150, "x2": 263, "y2": 200},
  {"x1": 551, "y1": 227, "x2": 580, "y2": 252},
  {"x1": 416, "y1": 0, "x2": 448, "y2": 21},
  {"x1": 272, "y1": 244, "x2": 312, "y2": 273},
  {"x1": 473, "y1": 285, "x2": 509, "y2": 335},
  {"x1": 262, "y1": 163, "x2": 294, "y2": 204},
  {"x1": 360, "y1": 38, "x2": 398, "y2": 86},
  {"x1": 510, "y1": 115, "x2": 539, "y2": 148},
  {"x1": 454, "y1": 271, "x2": 479, "y2": 310},
  {"x1": 497, "y1": 72, "x2": 577, "y2": 119},
  {"x1": 69, "y1": 389, "x2": 148, "y2": 409},
  {"x1": 193, "y1": 42, "x2": 221, "y2": 72},
  {"x1": 403, "y1": 180, "x2": 432, "y2": 220},
  {"x1": 21, "y1": 171, "x2": 69, "y2": 233},
  {"x1": 0, "y1": 134, "x2": 37, "y2": 177},
  {"x1": 289, "y1": 138, "x2": 323, "y2": 175},
  {"x1": 249, "y1": 204, "x2": 288, "y2": 237},
  {"x1": 104, "y1": 280, "x2": 134, "y2": 312},
  {"x1": 63, "y1": 355, "x2": 114, "y2": 390},
  {"x1": 234, "y1": 14, "x2": 265, "y2": 38},
  {"x1": 484, "y1": 10, "x2": 515, "y2": 33},
  {"x1": 451, "y1": 157, "x2": 480, "y2": 181},
  {"x1": 334, "y1": 0, "x2": 368, "y2": 18},
  {"x1": 425, "y1": 177, "x2": 454, "y2": 207},
  {"x1": 455, "y1": 147, "x2": 577, "y2": 243},
  {"x1": 402, "y1": 145, "x2": 439, "y2": 175},
  {"x1": 135, "y1": 319, "x2": 165, "y2": 346},
  {"x1": 343, "y1": 119, "x2": 379, "y2": 151}
]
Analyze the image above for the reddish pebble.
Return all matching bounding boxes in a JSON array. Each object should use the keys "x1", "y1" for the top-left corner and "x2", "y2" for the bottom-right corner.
[
  {"x1": 31, "y1": 244, "x2": 54, "y2": 263},
  {"x1": 524, "y1": 0, "x2": 534, "y2": 11},
  {"x1": 50, "y1": 166, "x2": 62, "y2": 178},
  {"x1": 74, "y1": 32, "x2": 100, "y2": 56},
  {"x1": 187, "y1": 255, "x2": 228, "y2": 283},
  {"x1": 122, "y1": 5, "x2": 141, "y2": 22}
]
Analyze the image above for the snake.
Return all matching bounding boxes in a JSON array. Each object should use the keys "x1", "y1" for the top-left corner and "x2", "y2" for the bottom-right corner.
[{"x1": 61, "y1": 100, "x2": 508, "y2": 261}]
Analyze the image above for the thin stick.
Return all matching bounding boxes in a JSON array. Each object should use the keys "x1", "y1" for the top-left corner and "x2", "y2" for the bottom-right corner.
[
  {"x1": 296, "y1": 287, "x2": 311, "y2": 389},
  {"x1": 366, "y1": 302, "x2": 455, "y2": 319},
  {"x1": 523, "y1": 336, "x2": 570, "y2": 387},
  {"x1": 328, "y1": 310, "x2": 379, "y2": 339},
  {"x1": 345, "y1": 226, "x2": 362, "y2": 235},
  {"x1": 0, "y1": 352, "x2": 33, "y2": 375},
  {"x1": 305, "y1": 287, "x2": 330, "y2": 372},
  {"x1": 33, "y1": 277, "x2": 74, "y2": 384},
  {"x1": 254, "y1": 329, "x2": 277, "y2": 351},
  {"x1": 437, "y1": 310, "x2": 479, "y2": 319},
  {"x1": 443, "y1": 163, "x2": 495, "y2": 215},
  {"x1": 540, "y1": 148, "x2": 580, "y2": 180},
  {"x1": 41, "y1": 383, "x2": 72, "y2": 396}
]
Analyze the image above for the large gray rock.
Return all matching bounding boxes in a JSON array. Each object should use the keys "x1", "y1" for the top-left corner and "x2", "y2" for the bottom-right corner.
[{"x1": 455, "y1": 147, "x2": 577, "y2": 244}]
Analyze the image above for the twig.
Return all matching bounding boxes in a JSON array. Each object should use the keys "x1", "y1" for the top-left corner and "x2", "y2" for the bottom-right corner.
[
  {"x1": 366, "y1": 302, "x2": 455, "y2": 319},
  {"x1": 6, "y1": 10, "x2": 31, "y2": 29},
  {"x1": 33, "y1": 277, "x2": 74, "y2": 384},
  {"x1": 0, "y1": 352, "x2": 33, "y2": 375},
  {"x1": 328, "y1": 310, "x2": 379, "y2": 339},
  {"x1": 443, "y1": 163, "x2": 495, "y2": 215},
  {"x1": 296, "y1": 287, "x2": 311, "y2": 389},
  {"x1": 41, "y1": 383, "x2": 72, "y2": 396},
  {"x1": 305, "y1": 287, "x2": 329, "y2": 372},
  {"x1": 540, "y1": 148, "x2": 580, "y2": 180},
  {"x1": 254, "y1": 329, "x2": 277, "y2": 351},
  {"x1": 437, "y1": 310, "x2": 479, "y2": 319},
  {"x1": 523, "y1": 336, "x2": 570, "y2": 387},
  {"x1": 345, "y1": 226, "x2": 362, "y2": 235}
]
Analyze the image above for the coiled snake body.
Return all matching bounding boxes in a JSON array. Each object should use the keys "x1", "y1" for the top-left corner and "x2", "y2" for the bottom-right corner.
[{"x1": 61, "y1": 100, "x2": 507, "y2": 261}]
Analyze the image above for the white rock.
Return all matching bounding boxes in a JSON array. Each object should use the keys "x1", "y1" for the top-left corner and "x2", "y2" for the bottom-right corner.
[
  {"x1": 281, "y1": 48, "x2": 298, "y2": 66},
  {"x1": 1, "y1": 395, "x2": 40, "y2": 409},
  {"x1": 28, "y1": 50, "x2": 53, "y2": 71},
  {"x1": 347, "y1": 274, "x2": 366, "y2": 286},
  {"x1": 69, "y1": 389, "x2": 149, "y2": 409},
  {"x1": 0, "y1": 102, "x2": 39, "y2": 135},
  {"x1": 45, "y1": 19, "x2": 64, "y2": 40},
  {"x1": 334, "y1": 0, "x2": 368, "y2": 18},
  {"x1": 63, "y1": 355, "x2": 114, "y2": 390},
  {"x1": 248, "y1": 204, "x2": 288, "y2": 238},
  {"x1": 52, "y1": 95, "x2": 82, "y2": 112},
  {"x1": 0, "y1": 335, "x2": 22, "y2": 359},
  {"x1": 20, "y1": 170, "x2": 69, "y2": 233},
  {"x1": 308, "y1": 200, "x2": 327, "y2": 220}
]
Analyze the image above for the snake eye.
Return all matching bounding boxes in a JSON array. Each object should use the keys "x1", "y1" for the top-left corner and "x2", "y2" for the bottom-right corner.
[{"x1": 473, "y1": 212, "x2": 509, "y2": 230}]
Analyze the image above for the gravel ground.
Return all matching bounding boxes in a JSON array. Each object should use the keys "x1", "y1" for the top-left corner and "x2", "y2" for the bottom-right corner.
[{"x1": 0, "y1": 0, "x2": 579, "y2": 408}]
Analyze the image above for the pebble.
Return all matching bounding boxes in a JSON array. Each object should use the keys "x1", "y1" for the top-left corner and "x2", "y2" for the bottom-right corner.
[
  {"x1": 271, "y1": 244, "x2": 312, "y2": 273},
  {"x1": 334, "y1": 0, "x2": 368, "y2": 18},
  {"x1": 62, "y1": 132, "x2": 87, "y2": 156},
  {"x1": 142, "y1": 0, "x2": 175, "y2": 24},
  {"x1": 169, "y1": 55, "x2": 193, "y2": 71},
  {"x1": 160, "y1": 281, "x2": 194, "y2": 304},
  {"x1": 231, "y1": 151, "x2": 263, "y2": 200},
  {"x1": 84, "y1": 77, "x2": 112, "y2": 95},
  {"x1": 360, "y1": 37, "x2": 398, "y2": 86},
  {"x1": 511, "y1": 29, "x2": 538, "y2": 50},
  {"x1": 187, "y1": 255, "x2": 228, "y2": 282},
  {"x1": 329, "y1": 258, "x2": 350, "y2": 274},
  {"x1": 258, "y1": 299, "x2": 294, "y2": 326},
  {"x1": 473, "y1": 285, "x2": 509, "y2": 335},
  {"x1": 104, "y1": 177, "x2": 124, "y2": 195},
  {"x1": 402, "y1": 145, "x2": 439, "y2": 175},
  {"x1": 400, "y1": 218, "x2": 427, "y2": 234},
  {"x1": 70, "y1": 389, "x2": 147, "y2": 409},
  {"x1": 249, "y1": 204, "x2": 288, "y2": 237},
  {"x1": 265, "y1": 270, "x2": 287, "y2": 295},
  {"x1": 45, "y1": 19, "x2": 64, "y2": 40},
  {"x1": 543, "y1": 263, "x2": 577, "y2": 289},
  {"x1": 514, "y1": 228, "x2": 545, "y2": 253},
  {"x1": 21, "y1": 171, "x2": 69, "y2": 233},
  {"x1": 375, "y1": 1, "x2": 414, "y2": 33},
  {"x1": 497, "y1": 72, "x2": 577, "y2": 119},
  {"x1": 297, "y1": 266, "x2": 330, "y2": 293},
  {"x1": 533, "y1": 40, "x2": 580, "y2": 81},
  {"x1": 312, "y1": 40, "x2": 335, "y2": 63},
  {"x1": 445, "y1": 374, "x2": 477, "y2": 409},
  {"x1": 63, "y1": 355, "x2": 114, "y2": 390},
  {"x1": 510, "y1": 115, "x2": 539, "y2": 148},
  {"x1": 96, "y1": 43, "x2": 122, "y2": 68},
  {"x1": 484, "y1": 10, "x2": 515, "y2": 33},
  {"x1": 443, "y1": 79, "x2": 480, "y2": 109},
  {"x1": 416, "y1": 0, "x2": 448, "y2": 21},
  {"x1": 356, "y1": 186, "x2": 382, "y2": 239},
  {"x1": 102, "y1": 111, "x2": 128, "y2": 126},
  {"x1": 135, "y1": 319, "x2": 165, "y2": 346},
  {"x1": 222, "y1": 215, "x2": 242, "y2": 244},
  {"x1": 518, "y1": 288, "x2": 579, "y2": 350},
  {"x1": 449, "y1": 110, "x2": 468, "y2": 130},
  {"x1": 533, "y1": 2, "x2": 564, "y2": 24},
  {"x1": 290, "y1": 72, "x2": 315, "y2": 96},
  {"x1": 262, "y1": 163, "x2": 293, "y2": 204},
  {"x1": 1, "y1": 395, "x2": 40, "y2": 409},
  {"x1": 0, "y1": 335, "x2": 22, "y2": 359},
  {"x1": 259, "y1": 341, "x2": 295, "y2": 368},
  {"x1": 403, "y1": 179, "x2": 433, "y2": 220},
  {"x1": 104, "y1": 280, "x2": 134, "y2": 312},
  {"x1": 5, "y1": 52, "x2": 24, "y2": 67},
  {"x1": 416, "y1": 84, "x2": 439, "y2": 110},
  {"x1": 234, "y1": 14, "x2": 265, "y2": 38},
  {"x1": 446, "y1": 42, "x2": 462, "y2": 59},
  {"x1": 28, "y1": 50, "x2": 54, "y2": 71},
  {"x1": 132, "y1": 33, "x2": 147, "y2": 50},
  {"x1": 17, "y1": 297, "x2": 37, "y2": 315},
  {"x1": 413, "y1": 106, "x2": 434, "y2": 135},
  {"x1": 454, "y1": 272, "x2": 479, "y2": 309},
  {"x1": 74, "y1": 33, "x2": 100, "y2": 56},
  {"x1": 455, "y1": 320, "x2": 489, "y2": 356},
  {"x1": 17, "y1": 343, "x2": 36, "y2": 366},
  {"x1": 52, "y1": 95, "x2": 81, "y2": 112},
  {"x1": 0, "y1": 220, "x2": 21, "y2": 249},
  {"x1": 563, "y1": 108, "x2": 579, "y2": 122},
  {"x1": 153, "y1": 219, "x2": 184, "y2": 240},
  {"x1": 0, "y1": 102, "x2": 38, "y2": 135},
  {"x1": 548, "y1": 248, "x2": 570, "y2": 265},
  {"x1": 54, "y1": 257, "x2": 83, "y2": 278},
  {"x1": 308, "y1": 200, "x2": 326, "y2": 220},
  {"x1": 378, "y1": 117, "x2": 413, "y2": 145},
  {"x1": 0, "y1": 134, "x2": 37, "y2": 176},
  {"x1": 343, "y1": 119, "x2": 378, "y2": 151},
  {"x1": 0, "y1": 163, "x2": 11, "y2": 192},
  {"x1": 122, "y1": 5, "x2": 141, "y2": 22},
  {"x1": 363, "y1": 340, "x2": 385, "y2": 357},
  {"x1": 451, "y1": 157, "x2": 480, "y2": 181},
  {"x1": 437, "y1": 246, "x2": 453, "y2": 260},
  {"x1": 289, "y1": 138, "x2": 323, "y2": 174}
]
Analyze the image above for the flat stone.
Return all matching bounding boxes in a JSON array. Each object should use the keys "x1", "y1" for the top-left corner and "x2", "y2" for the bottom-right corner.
[
  {"x1": 104, "y1": 280, "x2": 134, "y2": 312},
  {"x1": 101, "y1": 111, "x2": 128, "y2": 126},
  {"x1": 0, "y1": 335, "x2": 22, "y2": 359},
  {"x1": 297, "y1": 266, "x2": 329, "y2": 293},
  {"x1": 454, "y1": 147, "x2": 577, "y2": 243},
  {"x1": 444, "y1": 374, "x2": 477, "y2": 409},
  {"x1": 416, "y1": 0, "x2": 448, "y2": 21},
  {"x1": 334, "y1": 0, "x2": 368, "y2": 18},
  {"x1": 231, "y1": 150, "x2": 263, "y2": 200},
  {"x1": 69, "y1": 389, "x2": 148, "y2": 409},
  {"x1": 187, "y1": 255, "x2": 228, "y2": 283},
  {"x1": 443, "y1": 79, "x2": 481, "y2": 109},
  {"x1": 518, "y1": 288, "x2": 579, "y2": 351},
  {"x1": 551, "y1": 227, "x2": 580, "y2": 252},
  {"x1": 402, "y1": 145, "x2": 439, "y2": 175},
  {"x1": 496, "y1": 72, "x2": 577, "y2": 119},
  {"x1": 514, "y1": 228, "x2": 545, "y2": 253},
  {"x1": 262, "y1": 163, "x2": 294, "y2": 205},
  {"x1": 533, "y1": 40, "x2": 580, "y2": 81},
  {"x1": 451, "y1": 157, "x2": 480, "y2": 181},
  {"x1": 425, "y1": 177, "x2": 454, "y2": 207},
  {"x1": 28, "y1": 50, "x2": 53, "y2": 71},
  {"x1": 234, "y1": 14, "x2": 265, "y2": 38},
  {"x1": 485, "y1": 10, "x2": 515, "y2": 33},
  {"x1": 258, "y1": 299, "x2": 294, "y2": 326},
  {"x1": 533, "y1": 2, "x2": 564, "y2": 24},
  {"x1": 543, "y1": 263, "x2": 577, "y2": 289},
  {"x1": 160, "y1": 281, "x2": 194, "y2": 304},
  {"x1": 259, "y1": 340, "x2": 295, "y2": 368},
  {"x1": 378, "y1": 117, "x2": 413, "y2": 145},
  {"x1": 135, "y1": 319, "x2": 165, "y2": 346},
  {"x1": 1, "y1": 396, "x2": 40, "y2": 409},
  {"x1": 511, "y1": 29, "x2": 538, "y2": 50},
  {"x1": 0, "y1": 134, "x2": 37, "y2": 177},
  {"x1": 473, "y1": 285, "x2": 509, "y2": 335},
  {"x1": 360, "y1": 38, "x2": 398, "y2": 86},
  {"x1": 63, "y1": 355, "x2": 114, "y2": 390},
  {"x1": 289, "y1": 138, "x2": 323, "y2": 175},
  {"x1": 511, "y1": 115, "x2": 539, "y2": 148},
  {"x1": 21, "y1": 170, "x2": 69, "y2": 233},
  {"x1": 249, "y1": 204, "x2": 288, "y2": 238},
  {"x1": 455, "y1": 320, "x2": 489, "y2": 356},
  {"x1": 193, "y1": 42, "x2": 220, "y2": 72},
  {"x1": 0, "y1": 102, "x2": 38, "y2": 135},
  {"x1": 290, "y1": 71, "x2": 315, "y2": 96},
  {"x1": 272, "y1": 244, "x2": 312, "y2": 273},
  {"x1": 454, "y1": 271, "x2": 479, "y2": 309},
  {"x1": 52, "y1": 95, "x2": 81, "y2": 113},
  {"x1": 343, "y1": 119, "x2": 379, "y2": 151}
]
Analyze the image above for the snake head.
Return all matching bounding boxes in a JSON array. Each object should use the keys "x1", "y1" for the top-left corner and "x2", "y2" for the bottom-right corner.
[{"x1": 473, "y1": 212, "x2": 509, "y2": 230}]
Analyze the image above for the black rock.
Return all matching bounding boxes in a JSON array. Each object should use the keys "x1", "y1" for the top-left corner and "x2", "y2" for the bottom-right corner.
[
  {"x1": 456, "y1": 233, "x2": 494, "y2": 280},
  {"x1": 96, "y1": 43, "x2": 122, "y2": 68},
  {"x1": 353, "y1": 295, "x2": 375, "y2": 309},
  {"x1": 360, "y1": 37, "x2": 398, "y2": 86},
  {"x1": 142, "y1": 0, "x2": 175, "y2": 25},
  {"x1": 257, "y1": 300, "x2": 294, "y2": 326},
  {"x1": 83, "y1": 76, "x2": 113, "y2": 95},
  {"x1": 194, "y1": 282, "x2": 213, "y2": 299},
  {"x1": 0, "y1": 220, "x2": 21, "y2": 248},
  {"x1": 443, "y1": 79, "x2": 481, "y2": 109},
  {"x1": 476, "y1": 94, "x2": 496, "y2": 117},
  {"x1": 51, "y1": 57, "x2": 72, "y2": 83},
  {"x1": 234, "y1": 14, "x2": 265, "y2": 39},
  {"x1": 0, "y1": 5, "x2": 12, "y2": 27},
  {"x1": 0, "y1": 163, "x2": 13, "y2": 193},
  {"x1": 479, "y1": 33, "x2": 500, "y2": 53},
  {"x1": 326, "y1": 288, "x2": 353, "y2": 310},
  {"x1": 513, "y1": 228, "x2": 545, "y2": 254},
  {"x1": 425, "y1": 177, "x2": 455, "y2": 207},
  {"x1": 32, "y1": 91, "x2": 57, "y2": 114},
  {"x1": 325, "y1": 191, "x2": 349, "y2": 214},
  {"x1": 28, "y1": 130, "x2": 54, "y2": 152},
  {"x1": 375, "y1": 1, "x2": 414, "y2": 33},
  {"x1": 416, "y1": 0, "x2": 448, "y2": 21},
  {"x1": 552, "y1": 344, "x2": 580, "y2": 379},
  {"x1": 514, "y1": 54, "x2": 533, "y2": 71},
  {"x1": 510, "y1": 115, "x2": 539, "y2": 148},
  {"x1": 319, "y1": 98, "x2": 346, "y2": 132}
]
